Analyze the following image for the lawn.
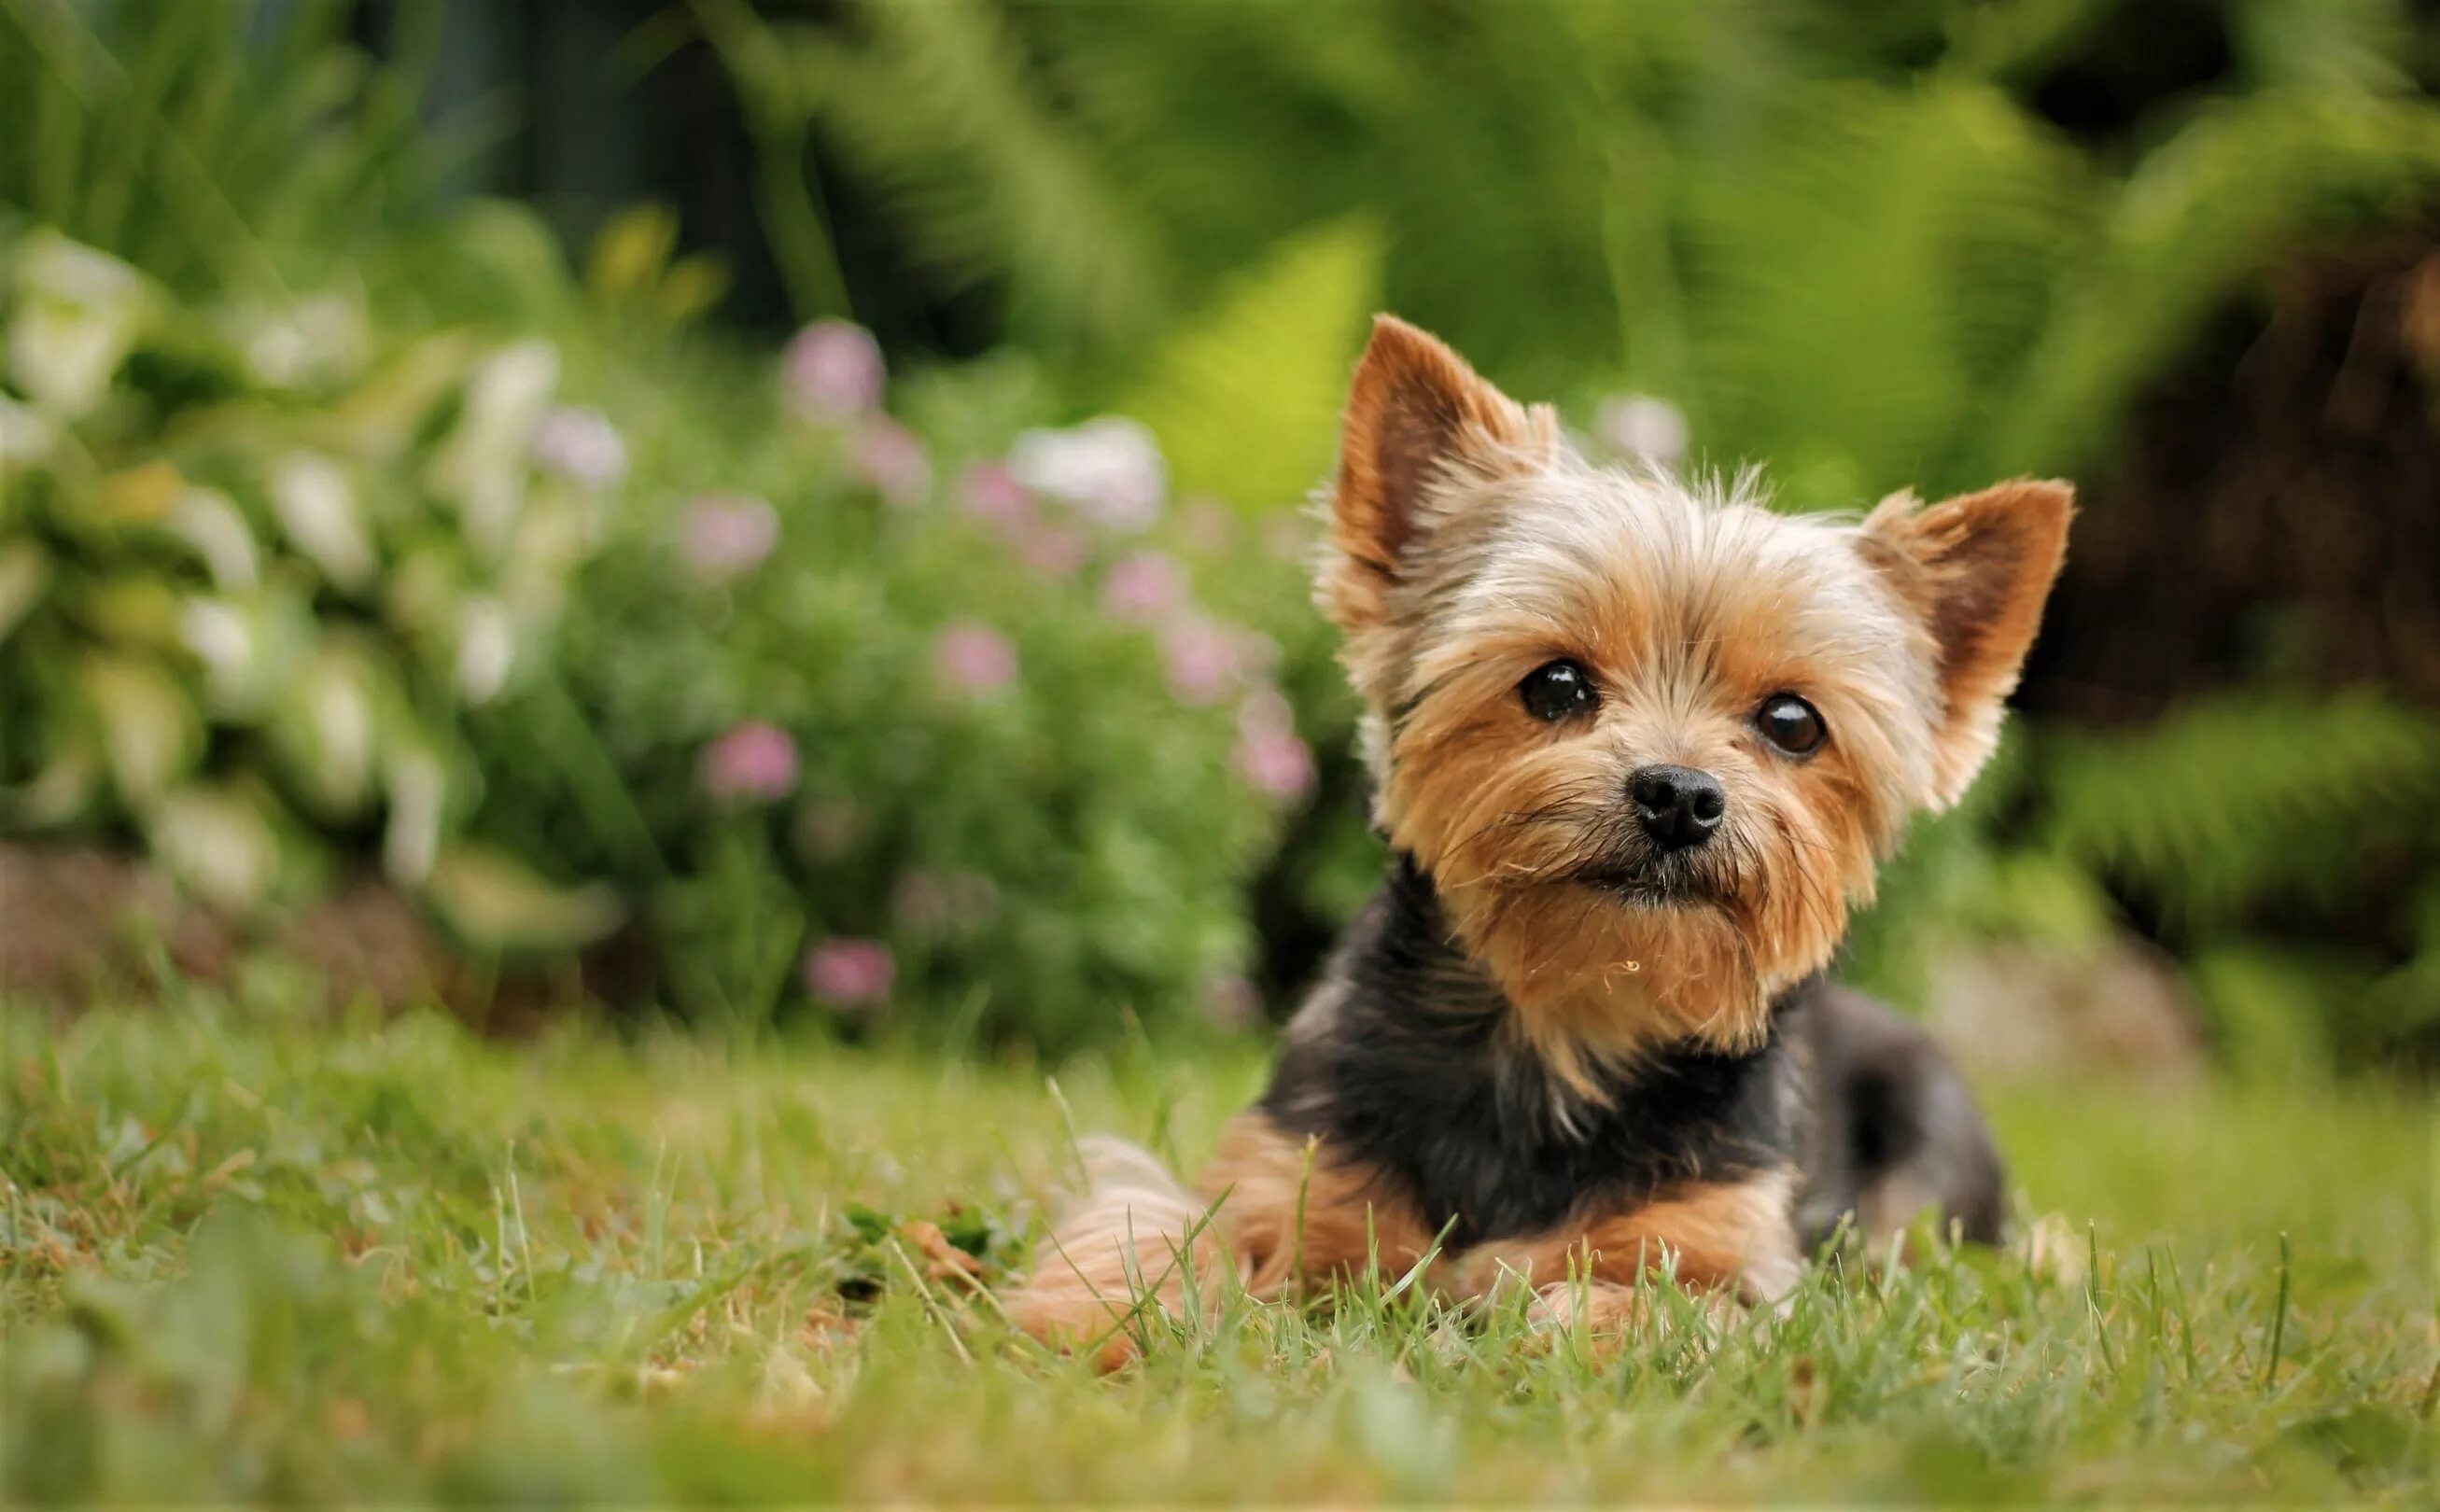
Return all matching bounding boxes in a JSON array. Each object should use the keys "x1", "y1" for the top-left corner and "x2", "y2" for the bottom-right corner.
[{"x1": 2, "y1": 987, "x2": 2432, "y2": 1503}]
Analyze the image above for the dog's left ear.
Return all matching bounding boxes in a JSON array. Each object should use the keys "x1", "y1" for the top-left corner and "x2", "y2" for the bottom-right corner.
[{"x1": 1862, "y1": 479, "x2": 2074, "y2": 807}]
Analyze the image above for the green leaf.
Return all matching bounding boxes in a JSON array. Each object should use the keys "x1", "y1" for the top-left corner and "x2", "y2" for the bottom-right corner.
[
  {"x1": 79, "y1": 651, "x2": 202, "y2": 809},
  {"x1": 147, "y1": 782, "x2": 284, "y2": 915},
  {"x1": 2041, "y1": 693, "x2": 2440, "y2": 931},
  {"x1": 422, "y1": 844, "x2": 624, "y2": 955},
  {"x1": 1681, "y1": 78, "x2": 2088, "y2": 500},
  {"x1": 1117, "y1": 216, "x2": 1381, "y2": 512},
  {"x1": 5, "y1": 229, "x2": 150, "y2": 416},
  {"x1": 1990, "y1": 91, "x2": 2440, "y2": 475},
  {"x1": 0, "y1": 539, "x2": 49, "y2": 643}
]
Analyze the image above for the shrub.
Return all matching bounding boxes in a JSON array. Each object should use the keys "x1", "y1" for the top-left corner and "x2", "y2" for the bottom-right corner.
[
  {"x1": 0, "y1": 224, "x2": 622, "y2": 945},
  {"x1": 459, "y1": 301, "x2": 1306, "y2": 1046},
  {"x1": 0, "y1": 208, "x2": 1312, "y2": 1049}
]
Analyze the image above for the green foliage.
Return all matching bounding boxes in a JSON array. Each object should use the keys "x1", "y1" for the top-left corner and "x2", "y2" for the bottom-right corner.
[
  {"x1": 720, "y1": 0, "x2": 1173, "y2": 352},
  {"x1": 0, "y1": 206, "x2": 1307, "y2": 1039},
  {"x1": 2040, "y1": 693, "x2": 2440, "y2": 1062},
  {"x1": 763, "y1": 0, "x2": 2440, "y2": 496},
  {"x1": 11, "y1": 0, "x2": 2440, "y2": 1064},
  {"x1": 739, "y1": 0, "x2": 2440, "y2": 1065},
  {"x1": 0, "y1": 0, "x2": 442, "y2": 295},
  {"x1": 1680, "y1": 77, "x2": 2091, "y2": 502},
  {"x1": 1117, "y1": 216, "x2": 1381, "y2": 511},
  {"x1": 0, "y1": 2, "x2": 1307, "y2": 1045},
  {"x1": 2041, "y1": 693, "x2": 2440, "y2": 934},
  {"x1": 470, "y1": 324, "x2": 1295, "y2": 1043},
  {"x1": 1989, "y1": 88, "x2": 2440, "y2": 476}
]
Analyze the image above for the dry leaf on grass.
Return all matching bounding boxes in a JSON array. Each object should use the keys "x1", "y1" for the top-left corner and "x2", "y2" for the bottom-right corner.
[{"x1": 901, "y1": 1219, "x2": 983, "y2": 1282}]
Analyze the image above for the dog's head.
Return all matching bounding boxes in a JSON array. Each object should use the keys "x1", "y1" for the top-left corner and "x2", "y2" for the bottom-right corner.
[{"x1": 1319, "y1": 317, "x2": 2070, "y2": 1082}]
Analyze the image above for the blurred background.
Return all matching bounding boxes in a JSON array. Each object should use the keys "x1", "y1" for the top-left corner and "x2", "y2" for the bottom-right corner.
[{"x1": 4, "y1": 0, "x2": 2438, "y2": 1080}]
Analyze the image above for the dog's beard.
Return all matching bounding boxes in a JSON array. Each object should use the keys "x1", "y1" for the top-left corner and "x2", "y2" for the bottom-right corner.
[
  {"x1": 1568, "y1": 842, "x2": 1745, "y2": 911},
  {"x1": 1450, "y1": 865, "x2": 1770, "y2": 1078}
]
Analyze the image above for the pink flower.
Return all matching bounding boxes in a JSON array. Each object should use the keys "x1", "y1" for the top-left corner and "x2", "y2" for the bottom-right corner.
[
  {"x1": 680, "y1": 493, "x2": 778, "y2": 580},
  {"x1": 1594, "y1": 394, "x2": 1690, "y2": 469},
  {"x1": 1160, "y1": 616, "x2": 1245, "y2": 705},
  {"x1": 700, "y1": 721, "x2": 797, "y2": 803},
  {"x1": 1017, "y1": 522, "x2": 1087, "y2": 581},
  {"x1": 1234, "y1": 723, "x2": 1315, "y2": 801},
  {"x1": 805, "y1": 937, "x2": 894, "y2": 1007},
  {"x1": 1100, "y1": 550, "x2": 1186, "y2": 623},
  {"x1": 960, "y1": 461, "x2": 1036, "y2": 529},
  {"x1": 933, "y1": 621, "x2": 1018, "y2": 695},
  {"x1": 783, "y1": 320, "x2": 885, "y2": 419},
  {"x1": 531, "y1": 406, "x2": 627, "y2": 488},
  {"x1": 1008, "y1": 416, "x2": 1165, "y2": 532},
  {"x1": 854, "y1": 418, "x2": 932, "y2": 507}
]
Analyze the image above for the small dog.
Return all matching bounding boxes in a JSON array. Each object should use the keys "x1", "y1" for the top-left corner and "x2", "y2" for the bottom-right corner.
[{"x1": 1010, "y1": 316, "x2": 2070, "y2": 1357}]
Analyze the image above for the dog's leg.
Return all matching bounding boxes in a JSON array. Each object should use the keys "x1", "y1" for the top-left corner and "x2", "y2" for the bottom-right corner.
[
  {"x1": 1798, "y1": 986, "x2": 2007, "y2": 1252},
  {"x1": 1192, "y1": 1113, "x2": 1439, "y2": 1296},
  {"x1": 1003, "y1": 1135, "x2": 1242, "y2": 1369},
  {"x1": 1472, "y1": 1170, "x2": 1802, "y2": 1343},
  {"x1": 1005, "y1": 1113, "x2": 1437, "y2": 1365}
]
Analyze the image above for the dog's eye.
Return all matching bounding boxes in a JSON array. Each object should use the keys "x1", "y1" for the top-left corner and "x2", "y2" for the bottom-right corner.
[
  {"x1": 1755, "y1": 693, "x2": 1826, "y2": 756},
  {"x1": 1519, "y1": 659, "x2": 1597, "y2": 722}
]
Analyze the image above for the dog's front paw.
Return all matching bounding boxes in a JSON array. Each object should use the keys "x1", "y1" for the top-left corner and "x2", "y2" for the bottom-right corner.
[
  {"x1": 1525, "y1": 1279, "x2": 1745, "y2": 1357},
  {"x1": 1523, "y1": 1279, "x2": 1646, "y2": 1355}
]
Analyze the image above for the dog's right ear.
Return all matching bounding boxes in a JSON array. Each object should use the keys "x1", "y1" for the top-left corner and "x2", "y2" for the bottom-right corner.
[{"x1": 1322, "y1": 315, "x2": 1553, "y2": 631}]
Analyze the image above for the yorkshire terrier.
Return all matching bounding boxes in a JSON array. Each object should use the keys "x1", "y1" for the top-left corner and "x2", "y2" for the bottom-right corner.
[{"x1": 1009, "y1": 316, "x2": 2071, "y2": 1358}]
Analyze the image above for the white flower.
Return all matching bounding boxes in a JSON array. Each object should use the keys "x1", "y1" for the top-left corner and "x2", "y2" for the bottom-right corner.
[
  {"x1": 1008, "y1": 416, "x2": 1167, "y2": 532},
  {"x1": 270, "y1": 452, "x2": 376, "y2": 591},
  {"x1": 1593, "y1": 394, "x2": 1690, "y2": 469}
]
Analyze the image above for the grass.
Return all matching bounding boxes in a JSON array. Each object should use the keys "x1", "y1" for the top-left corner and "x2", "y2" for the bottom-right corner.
[{"x1": 1, "y1": 981, "x2": 2432, "y2": 1503}]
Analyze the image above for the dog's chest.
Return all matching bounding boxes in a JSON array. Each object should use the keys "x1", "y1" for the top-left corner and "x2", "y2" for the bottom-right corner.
[{"x1": 1269, "y1": 1022, "x2": 1798, "y2": 1249}]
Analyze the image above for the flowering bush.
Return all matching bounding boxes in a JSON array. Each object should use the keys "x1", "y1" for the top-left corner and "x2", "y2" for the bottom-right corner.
[
  {"x1": 0, "y1": 213, "x2": 1319, "y2": 1049},
  {"x1": 446, "y1": 294, "x2": 1311, "y2": 1048}
]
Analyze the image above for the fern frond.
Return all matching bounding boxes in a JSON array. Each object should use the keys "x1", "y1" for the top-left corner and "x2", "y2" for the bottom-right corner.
[
  {"x1": 2040, "y1": 692, "x2": 2440, "y2": 931},
  {"x1": 1115, "y1": 217, "x2": 1381, "y2": 512},
  {"x1": 1679, "y1": 78, "x2": 2090, "y2": 503},
  {"x1": 781, "y1": 0, "x2": 1174, "y2": 352},
  {"x1": 1987, "y1": 90, "x2": 2440, "y2": 476}
]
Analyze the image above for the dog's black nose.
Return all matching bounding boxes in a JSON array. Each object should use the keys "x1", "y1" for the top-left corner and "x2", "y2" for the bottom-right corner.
[{"x1": 1629, "y1": 764, "x2": 1726, "y2": 850}]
